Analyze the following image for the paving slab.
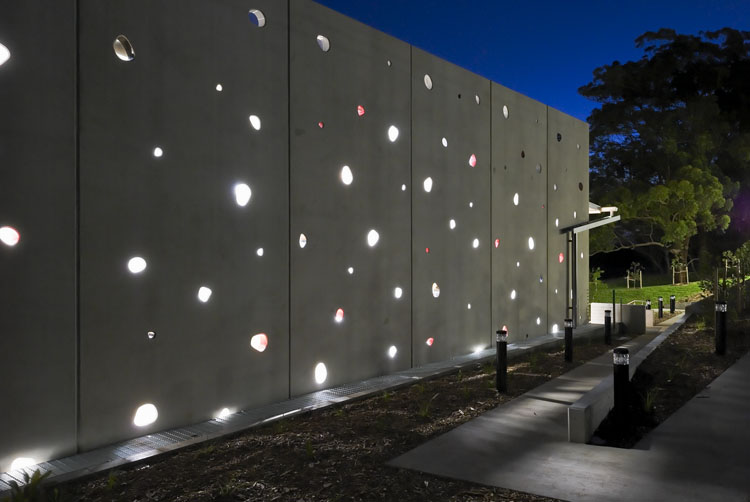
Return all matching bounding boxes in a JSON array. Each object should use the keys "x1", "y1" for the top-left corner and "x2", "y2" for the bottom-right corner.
[{"x1": 390, "y1": 318, "x2": 750, "y2": 501}]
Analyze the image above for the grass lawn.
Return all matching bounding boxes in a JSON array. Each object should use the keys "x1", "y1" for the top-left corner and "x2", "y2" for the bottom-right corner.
[{"x1": 589, "y1": 278, "x2": 704, "y2": 304}]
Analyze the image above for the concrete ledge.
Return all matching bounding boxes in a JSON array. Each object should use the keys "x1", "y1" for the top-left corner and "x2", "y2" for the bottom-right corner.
[{"x1": 567, "y1": 313, "x2": 692, "y2": 443}]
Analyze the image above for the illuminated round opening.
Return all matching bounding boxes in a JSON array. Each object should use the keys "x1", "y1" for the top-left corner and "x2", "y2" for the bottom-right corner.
[
  {"x1": 347, "y1": 266, "x2": 354, "y2": 275},
  {"x1": 432, "y1": 282, "x2": 440, "y2": 298},
  {"x1": 424, "y1": 74, "x2": 433, "y2": 90},
  {"x1": 215, "y1": 84, "x2": 223, "y2": 92},
  {"x1": 553, "y1": 183, "x2": 558, "y2": 191},
  {"x1": 316, "y1": 35, "x2": 330, "y2": 52},
  {"x1": 425, "y1": 247, "x2": 430, "y2": 253},
  {"x1": 469, "y1": 202, "x2": 474, "y2": 208},
  {"x1": 539, "y1": 274, "x2": 544, "y2": 283},
  {"x1": 256, "y1": 248, "x2": 264, "y2": 257},
  {"x1": 299, "y1": 233, "x2": 307, "y2": 248},
  {"x1": 581, "y1": 252, "x2": 584, "y2": 259},
  {"x1": 248, "y1": 9, "x2": 266, "y2": 27},
  {"x1": 573, "y1": 211, "x2": 577, "y2": 218},
  {"x1": 475, "y1": 94, "x2": 480, "y2": 105},
  {"x1": 552, "y1": 323, "x2": 559, "y2": 333},
  {"x1": 510, "y1": 289, "x2": 516, "y2": 300},
  {"x1": 468, "y1": 154, "x2": 477, "y2": 167},
  {"x1": 555, "y1": 288, "x2": 559, "y2": 294},
  {"x1": 10, "y1": 458, "x2": 36, "y2": 471},
  {"x1": 536, "y1": 317, "x2": 541, "y2": 325},
  {"x1": 502, "y1": 105, "x2": 509, "y2": 119},
  {"x1": 494, "y1": 238, "x2": 500, "y2": 248},
  {"x1": 249, "y1": 115, "x2": 261, "y2": 131},
  {"x1": 127, "y1": 256, "x2": 147, "y2": 274},
  {"x1": 334, "y1": 308, "x2": 344, "y2": 323},
  {"x1": 216, "y1": 408, "x2": 232, "y2": 420},
  {"x1": 197, "y1": 286, "x2": 212, "y2": 303},
  {"x1": 423, "y1": 177, "x2": 433, "y2": 193},
  {"x1": 472, "y1": 238, "x2": 479, "y2": 249},
  {"x1": 387, "y1": 59, "x2": 392, "y2": 67},
  {"x1": 113, "y1": 35, "x2": 135, "y2": 61},
  {"x1": 467, "y1": 303, "x2": 472, "y2": 309},
  {"x1": 388, "y1": 125, "x2": 399, "y2": 142},
  {"x1": 250, "y1": 333, "x2": 268, "y2": 352},
  {"x1": 0, "y1": 43, "x2": 10, "y2": 67},
  {"x1": 426, "y1": 337, "x2": 434, "y2": 346},
  {"x1": 234, "y1": 183, "x2": 252, "y2": 207},
  {"x1": 357, "y1": 105, "x2": 365, "y2": 117},
  {"x1": 152, "y1": 146, "x2": 163, "y2": 158},
  {"x1": 558, "y1": 252, "x2": 564, "y2": 263},
  {"x1": 528, "y1": 237, "x2": 535, "y2": 250},
  {"x1": 513, "y1": 193, "x2": 519, "y2": 206},
  {"x1": 388, "y1": 345, "x2": 398, "y2": 358},
  {"x1": 318, "y1": 121, "x2": 324, "y2": 129},
  {"x1": 133, "y1": 403, "x2": 158, "y2": 427},
  {"x1": 441, "y1": 137, "x2": 448, "y2": 147},
  {"x1": 0, "y1": 226, "x2": 20, "y2": 247},
  {"x1": 367, "y1": 229, "x2": 380, "y2": 247},
  {"x1": 147, "y1": 331, "x2": 156, "y2": 339},
  {"x1": 340, "y1": 165, "x2": 353, "y2": 185},
  {"x1": 449, "y1": 219, "x2": 456, "y2": 230},
  {"x1": 394, "y1": 287, "x2": 403, "y2": 299},
  {"x1": 401, "y1": 184, "x2": 406, "y2": 191},
  {"x1": 314, "y1": 362, "x2": 327, "y2": 384},
  {"x1": 516, "y1": 261, "x2": 520, "y2": 268},
  {"x1": 555, "y1": 218, "x2": 559, "y2": 227}
]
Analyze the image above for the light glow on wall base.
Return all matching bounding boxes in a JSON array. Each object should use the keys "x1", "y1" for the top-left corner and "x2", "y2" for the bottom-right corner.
[
  {"x1": 552, "y1": 324, "x2": 559, "y2": 334},
  {"x1": 316, "y1": 35, "x2": 330, "y2": 52},
  {"x1": 216, "y1": 408, "x2": 232, "y2": 420},
  {"x1": 367, "y1": 229, "x2": 379, "y2": 247},
  {"x1": 197, "y1": 286, "x2": 212, "y2": 303},
  {"x1": 423, "y1": 177, "x2": 433, "y2": 192},
  {"x1": 388, "y1": 345, "x2": 397, "y2": 358},
  {"x1": 388, "y1": 125, "x2": 399, "y2": 142},
  {"x1": 314, "y1": 362, "x2": 327, "y2": 384},
  {"x1": 133, "y1": 404, "x2": 158, "y2": 427},
  {"x1": 394, "y1": 287, "x2": 403, "y2": 299},
  {"x1": 249, "y1": 115, "x2": 262, "y2": 131},
  {"x1": 334, "y1": 308, "x2": 344, "y2": 323},
  {"x1": 127, "y1": 256, "x2": 147, "y2": 274},
  {"x1": 234, "y1": 183, "x2": 252, "y2": 207},
  {"x1": 432, "y1": 282, "x2": 440, "y2": 298},
  {"x1": 0, "y1": 226, "x2": 20, "y2": 247},
  {"x1": 340, "y1": 165, "x2": 353, "y2": 185},
  {"x1": 10, "y1": 457, "x2": 36, "y2": 471},
  {"x1": 0, "y1": 43, "x2": 10, "y2": 67},
  {"x1": 250, "y1": 333, "x2": 268, "y2": 352},
  {"x1": 248, "y1": 9, "x2": 266, "y2": 27},
  {"x1": 113, "y1": 35, "x2": 134, "y2": 61}
]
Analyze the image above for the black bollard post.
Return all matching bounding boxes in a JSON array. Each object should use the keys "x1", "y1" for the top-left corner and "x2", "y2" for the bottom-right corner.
[
  {"x1": 715, "y1": 301, "x2": 727, "y2": 356},
  {"x1": 646, "y1": 299, "x2": 651, "y2": 310},
  {"x1": 670, "y1": 295, "x2": 675, "y2": 314},
  {"x1": 604, "y1": 310, "x2": 612, "y2": 345},
  {"x1": 658, "y1": 296, "x2": 664, "y2": 319},
  {"x1": 496, "y1": 329, "x2": 508, "y2": 392},
  {"x1": 613, "y1": 347, "x2": 630, "y2": 421},
  {"x1": 564, "y1": 319, "x2": 573, "y2": 362}
]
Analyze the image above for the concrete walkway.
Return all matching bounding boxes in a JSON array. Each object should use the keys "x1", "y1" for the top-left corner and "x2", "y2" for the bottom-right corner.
[{"x1": 390, "y1": 317, "x2": 750, "y2": 501}]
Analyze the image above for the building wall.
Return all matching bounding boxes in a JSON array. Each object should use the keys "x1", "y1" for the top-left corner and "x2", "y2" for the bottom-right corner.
[{"x1": 0, "y1": 0, "x2": 589, "y2": 470}]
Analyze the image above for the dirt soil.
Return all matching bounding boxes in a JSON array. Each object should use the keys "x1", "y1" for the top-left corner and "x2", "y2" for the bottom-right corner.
[
  {"x1": 54, "y1": 335, "x2": 630, "y2": 502},
  {"x1": 592, "y1": 309, "x2": 750, "y2": 448}
]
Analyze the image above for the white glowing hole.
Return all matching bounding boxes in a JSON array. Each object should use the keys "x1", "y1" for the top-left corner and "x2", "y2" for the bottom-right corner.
[
  {"x1": 250, "y1": 333, "x2": 268, "y2": 352},
  {"x1": 467, "y1": 303, "x2": 472, "y2": 309},
  {"x1": 10, "y1": 458, "x2": 35, "y2": 471},
  {"x1": 423, "y1": 177, "x2": 433, "y2": 193},
  {"x1": 516, "y1": 261, "x2": 520, "y2": 268},
  {"x1": 441, "y1": 137, "x2": 448, "y2": 147},
  {"x1": 555, "y1": 218, "x2": 559, "y2": 228},
  {"x1": 449, "y1": 219, "x2": 456, "y2": 230},
  {"x1": 340, "y1": 165, "x2": 353, "y2": 185},
  {"x1": 502, "y1": 105, "x2": 509, "y2": 119},
  {"x1": 573, "y1": 211, "x2": 577, "y2": 218},
  {"x1": 472, "y1": 238, "x2": 479, "y2": 249},
  {"x1": 234, "y1": 183, "x2": 252, "y2": 207},
  {"x1": 299, "y1": 233, "x2": 307, "y2": 248},
  {"x1": 432, "y1": 282, "x2": 440, "y2": 298},
  {"x1": 367, "y1": 229, "x2": 379, "y2": 247},
  {"x1": 469, "y1": 154, "x2": 477, "y2": 167},
  {"x1": 0, "y1": 226, "x2": 20, "y2": 247},
  {"x1": 581, "y1": 252, "x2": 584, "y2": 259},
  {"x1": 256, "y1": 248, "x2": 264, "y2": 257},
  {"x1": 528, "y1": 237, "x2": 535, "y2": 250},
  {"x1": 347, "y1": 267, "x2": 354, "y2": 275},
  {"x1": 314, "y1": 362, "x2": 327, "y2": 384},
  {"x1": 510, "y1": 289, "x2": 516, "y2": 300},
  {"x1": 216, "y1": 408, "x2": 231, "y2": 419},
  {"x1": 249, "y1": 115, "x2": 261, "y2": 131},
  {"x1": 552, "y1": 323, "x2": 559, "y2": 333},
  {"x1": 401, "y1": 184, "x2": 406, "y2": 191},
  {"x1": 388, "y1": 125, "x2": 399, "y2": 142},
  {"x1": 215, "y1": 83, "x2": 223, "y2": 91},
  {"x1": 335, "y1": 308, "x2": 344, "y2": 323},
  {"x1": 424, "y1": 74, "x2": 433, "y2": 90},
  {"x1": 553, "y1": 183, "x2": 558, "y2": 191},
  {"x1": 133, "y1": 404, "x2": 158, "y2": 427},
  {"x1": 113, "y1": 35, "x2": 135, "y2": 61},
  {"x1": 0, "y1": 43, "x2": 10, "y2": 67},
  {"x1": 473, "y1": 345, "x2": 484, "y2": 354},
  {"x1": 555, "y1": 288, "x2": 559, "y2": 294},
  {"x1": 152, "y1": 147, "x2": 163, "y2": 158},
  {"x1": 127, "y1": 257, "x2": 147, "y2": 274},
  {"x1": 394, "y1": 287, "x2": 403, "y2": 299},
  {"x1": 197, "y1": 286, "x2": 212, "y2": 303},
  {"x1": 536, "y1": 317, "x2": 541, "y2": 325},
  {"x1": 513, "y1": 193, "x2": 519, "y2": 206},
  {"x1": 469, "y1": 202, "x2": 474, "y2": 208},
  {"x1": 388, "y1": 345, "x2": 398, "y2": 358},
  {"x1": 316, "y1": 35, "x2": 330, "y2": 52},
  {"x1": 475, "y1": 94, "x2": 480, "y2": 105}
]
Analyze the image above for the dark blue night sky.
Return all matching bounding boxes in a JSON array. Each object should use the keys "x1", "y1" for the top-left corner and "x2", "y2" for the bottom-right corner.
[{"x1": 315, "y1": 0, "x2": 749, "y2": 123}]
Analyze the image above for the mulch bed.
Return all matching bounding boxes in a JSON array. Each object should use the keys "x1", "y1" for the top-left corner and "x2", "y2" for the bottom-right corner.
[
  {"x1": 54, "y1": 335, "x2": 628, "y2": 502},
  {"x1": 592, "y1": 308, "x2": 750, "y2": 448}
]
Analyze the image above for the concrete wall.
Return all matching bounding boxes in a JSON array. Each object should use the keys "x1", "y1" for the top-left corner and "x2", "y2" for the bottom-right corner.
[{"x1": 0, "y1": 0, "x2": 589, "y2": 470}]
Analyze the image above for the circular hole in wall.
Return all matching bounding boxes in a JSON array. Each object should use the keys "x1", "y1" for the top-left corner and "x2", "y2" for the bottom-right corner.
[
  {"x1": 579, "y1": 182, "x2": 584, "y2": 191},
  {"x1": 510, "y1": 290, "x2": 516, "y2": 300},
  {"x1": 0, "y1": 42, "x2": 10, "y2": 67},
  {"x1": 475, "y1": 94, "x2": 480, "y2": 105},
  {"x1": 367, "y1": 229, "x2": 380, "y2": 247},
  {"x1": 113, "y1": 35, "x2": 135, "y2": 61},
  {"x1": 249, "y1": 115, "x2": 261, "y2": 131},
  {"x1": 432, "y1": 282, "x2": 440, "y2": 298},
  {"x1": 441, "y1": 137, "x2": 448, "y2": 147},
  {"x1": 215, "y1": 84, "x2": 223, "y2": 92},
  {"x1": 0, "y1": 226, "x2": 20, "y2": 247},
  {"x1": 388, "y1": 125, "x2": 399, "y2": 142},
  {"x1": 424, "y1": 74, "x2": 433, "y2": 90},
  {"x1": 299, "y1": 233, "x2": 307, "y2": 248},
  {"x1": 388, "y1": 345, "x2": 398, "y2": 358},
  {"x1": 426, "y1": 337, "x2": 434, "y2": 346},
  {"x1": 521, "y1": 150, "x2": 525, "y2": 158},
  {"x1": 513, "y1": 193, "x2": 519, "y2": 206},
  {"x1": 314, "y1": 362, "x2": 327, "y2": 384},
  {"x1": 423, "y1": 177, "x2": 433, "y2": 193},
  {"x1": 147, "y1": 331, "x2": 156, "y2": 339},
  {"x1": 472, "y1": 238, "x2": 479, "y2": 249},
  {"x1": 340, "y1": 165, "x2": 353, "y2": 185},
  {"x1": 234, "y1": 183, "x2": 252, "y2": 207},
  {"x1": 133, "y1": 404, "x2": 158, "y2": 427},
  {"x1": 197, "y1": 286, "x2": 212, "y2": 303},
  {"x1": 334, "y1": 308, "x2": 344, "y2": 323},
  {"x1": 357, "y1": 105, "x2": 365, "y2": 117},
  {"x1": 502, "y1": 105, "x2": 509, "y2": 119},
  {"x1": 449, "y1": 219, "x2": 456, "y2": 230},
  {"x1": 469, "y1": 154, "x2": 477, "y2": 167},
  {"x1": 316, "y1": 35, "x2": 330, "y2": 52},
  {"x1": 394, "y1": 287, "x2": 403, "y2": 299},
  {"x1": 248, "y1": 9, "x2": 266, "y2": 27},
  {"x1": 250, "y1": 333, "x2": 268, "y2": 352},
  {"x1": 557, "y1": 133, "x2": 562, "y2": 142},
  {"x1": 127, "y1": 256, "x2": 147, "y2": 274}
]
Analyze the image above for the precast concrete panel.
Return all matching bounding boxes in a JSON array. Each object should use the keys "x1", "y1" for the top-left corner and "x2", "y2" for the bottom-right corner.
[
  {"x1": 491, "y1": 85, "x2": 548, "y2": 343},
  {"x1": 78, "y1": 0, "x2": 289, "y2": 449},
  {"x1": 289, "y1": 0, "x2": 412, "y2": 395},
  {"x1": 411, "y1": 48, "x2": 491, "y2": 365},
  {"x1": 0, "y1": 0, "x2": 77, "y2": 472},
  {"x1": 547, "y1": 108, "x2": 589, "y2": 326}
]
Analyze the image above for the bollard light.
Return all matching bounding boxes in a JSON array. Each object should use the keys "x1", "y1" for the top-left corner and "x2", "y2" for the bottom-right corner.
[
  {"x1": 613, "y1": 346, "x2": 630, "y2": 422},
  {"x1": 658, "y1": 296, "x2": 664, "y2": 319},
  {"x1": 645, "y1": 299, "x2": 651, "y2": 310},
  {"x1": 716, "y1": 301, "x2": 727, "y2": 355},
  {"x1": 613, "y1": 347, "x2": 630, "y2": 366},
  {"x1": 716, "y1": 302, "x2": 727, "y2": 313},
  {"x1": 564, "y1": 318, "x2": 573, "y2": 362},
  {"x1": 670, "y1": 295, "x2": 676, "y2": 314},
  {"x1": 496, "y1": 329, "x2": 508, "y2": 392},
  {"x1": 604, "y1": 310, "x2": 612, "y2": 345}
]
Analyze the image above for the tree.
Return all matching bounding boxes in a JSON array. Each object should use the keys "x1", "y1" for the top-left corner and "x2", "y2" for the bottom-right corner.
[{"x1": 581, "y1": 28, "x2": 750, "y2": 272}]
